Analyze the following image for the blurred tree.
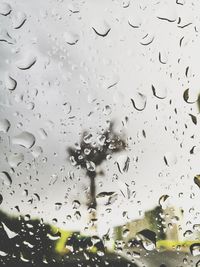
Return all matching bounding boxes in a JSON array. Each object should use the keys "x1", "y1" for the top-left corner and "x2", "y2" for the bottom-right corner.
[{"x1": 68, "y1": 122, "x2": 126, "y2": 227}]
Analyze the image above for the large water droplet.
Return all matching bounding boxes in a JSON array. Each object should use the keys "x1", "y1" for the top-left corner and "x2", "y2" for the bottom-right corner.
[
  {"x1": 194, "y1": 175, "x2": 200, "y2": 189},
  {"x1": 0, "y1": 29, "x2": 14, "y2": 44},
  {"x1": 12, "y1": 12, "x2": 27, "y2": 29},
  {"x1": 92, "y1": 20, "x2": 111, "y2": 37},
  {"x1": 0, "y1": 119, "x2": 10, "y2": 133},
  {"x1": 5, "y1": 74, "x2": 17, "y2": 90},
  {"x1": 190, "y1": 243, "x2": 200, "y2": 256},
  {"x1": 157, "y1": 5, "x2": 177, "y2": 22},
  {"x1": 128, "y1": 16, "x2": 142, "y2": 28},
  {"x1": 152, "y1": 84, "x2": 167, "y2": 99},
  {"x1": 183, "y1": 89, "x2": 199, "y2": 104},
  {"x1": 2, "y1": 222, "x2": 18, "y2": 238},
  {"x1": 0, "y1": 2, "x2": 11, "y2": 16},
  {"x1": 131, "y1": 93, "x2": 147, "y2": 111},
  {"x1": 0, "y1": 172, "x2": 12, "y2": 185},
  {"x1": 136, "y1": 229, "x2": 156, "y2": 251},
  {"x1": 17, "y1": 55, "x2": 37, "y2": 70},
  {"x1": 12, "y1": 131, "x2": 36, "y2": 148}
]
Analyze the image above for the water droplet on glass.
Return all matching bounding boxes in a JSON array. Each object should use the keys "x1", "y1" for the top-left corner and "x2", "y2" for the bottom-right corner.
[
  {"x1": 116, "y1": 155, "x2": 130, "y2": 173},
  {"x1": 7, "y1": 152, "x2": 24, "y2": 168},
  {"x1": 131, "y1": 93, "x2": 147, "y2": 111},
  {"x1": 136, "y1": 229, "x2": 156, "y2": 251},
  {"x1": 0, "y1": 119, "x2": 10, "y2": 133},
  {"x1": 12, "y1": 12, "x2": 26, "y2": 29},
  {"x1": 157, "y1": 5, "x2": 177, "y2": 22},
  {"x1": 164, "y1": 152, "x2": 177, "y2": 166},
  {"x1": 190, "y1": 243, "x2": 200, "y2": 256},
  {"x1": 0, "y1": 171, "x2": 12, "y2": 185},
  {"x1": 128, "y1": 16, "x2": 142, "y2": 28},
  {"x1": 183, "y1": 88, "x2": 199, "y2": 104},
  {"x1": 194, "y1": 175, "x2": 200, "y2": 189},
  {"x1": 5, "y1": 74, "x2": 17, "y2": 90},
  {"x1": 152, "y1": 84, "x2": 167, "y2": 99},
  {"x1": 86, "y1": 161, "x2": 96, "y2": 172},
  {"x1": 17, "y1": 54, "x2": 37, "y2": 70},
  {"x1": 140, "y1": 34, "x2": 154, "y2": 46},
  {"x1": 0, "y1": 2, "x2": 12, "y2": 16},
  {"x1": 12, "y1": 131, "x2": 36, "y2": 148},
  {"x1": 92, "y1": 20, "x2": 111, "y2": 37},
  {"x1": 159, "y1": 195, "x2": 169, "y2": 208},
  {"x1": 64, "y1": 32, "x2": 79, "y2": 45},
  {"x1": 2, "y1": 222, "x2": 18, "y2": 238}
]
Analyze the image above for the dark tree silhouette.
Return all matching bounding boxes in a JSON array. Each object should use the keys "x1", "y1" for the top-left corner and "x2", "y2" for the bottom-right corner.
[{"x1": 68, "y1": 122, "x2": 126, "y2": 212}]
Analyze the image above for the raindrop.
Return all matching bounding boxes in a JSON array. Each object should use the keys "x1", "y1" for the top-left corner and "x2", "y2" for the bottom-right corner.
[
  {"x1": 159, "y1": 195, "x2": 169, "y2": 208},
  {"x1": 55, "y1": 202, "x2": 62, "y2": 210},
  {"x1": 38, "y1": 128, "x2": 48, "y2": 140},
  {"x1": 157, "y1": 5, "x2": 177, "y2": 22},
  {"x1": 183, "y1": 89, "x2": 199, "y2": 104},
  {"x1": 7, "y1": 153, "x2": 24, "y2": 168},
  {"x1": 0, "y1": 171, "x2": 12, "y2": 185},
  {"x1": 196, "y1": 260, "x2": 200, "y2": 267},
  {"x1": 159, "y1": 51, "x2": 168, "y2": 64},
  {"x1": 136, "y1": 229, "x2": 156, "y2": 251},
  {"x1": 83, "y1": 133, "x2": 93, "y2": 144},
  {"x1": 189, "y1": 114, "x2": 197, "y2": 125},
  {"x1": 164, "y1": 152, "x2": 177, "y2": 166},
  {"x1": 122, "y1": 0, "x2": 130, "y2": 8},
  {"x1": 0, "y1": 119, "x2": 10, "y2": 133},
  {"x1": 152, "y1": 85, "x2": 167, "y2": 99},
  {"x1": 73, "y1": 200, "x2": 80, "y2": 209},
  {"x1": 116, "y1": 155, "x2": 130, "y2": 173},
  {"x1": 47, "y1": 231, "x2": 61, "y2": 240},
  {"x1": 92, "y1": 20, "x2": 111, "y2": 37},
  {"x1": 86, "y1": 161, "x2": 96, "y2": 172},
  {"x1": 74, "y1": 210, "x2": 81, "y2": 220},
  {"x1": 194, "y1": 175, "x2": 200, "y2": 189},
  {"x1": 63, "y1": 102, "x2": 72, "y2": 114},
  {"x1": 176, "y1": 0, "x2": 185, "y2": 5},
  {"x1": 190, "y1": 243, "x2": 200, "y2": 256},
  {"x1": 5, "y1": 74, "x2": 17, "y2": 90},
  {"x1": 0, "y1": 251, "x2": 7, "y2": 257},
  {"x1": 0, "y1": 29, "x2": 13, "y2": 44},
  {"x1": 0, "y1": 2, "x2": 12, "y2": 16},
  {"x1": 12, "y1": 12, "x2": 26, "y2": 29},
  {"x1": 140, "y1": 34, "x2": 154, "y2": 46},
  {"x1": 17, "y1": 55, "x2": 37, "y2": 70},
  {"x1": 68, "y1": 3, "x2": 79, "y2": 13},
  {"x1": 2, "y1": 222, "x2": 18, "y2": 238},
  {"x1": 128, "y1": 16, "x2": 142, "y2": 28},
  {"x1": 64, "y1": 32, "x2": 79, "y2": 45},
  {"x1": 131, "y1": 93, "x2": 147, "y2": 111},
  {"x1": 12, "y1": 131, "x2": 36, "y2": 148}
]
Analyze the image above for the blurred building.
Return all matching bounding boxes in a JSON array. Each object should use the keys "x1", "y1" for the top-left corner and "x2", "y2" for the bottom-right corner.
[{"x1": 114, "y1": 206, "x2": 184, "y2": 243}]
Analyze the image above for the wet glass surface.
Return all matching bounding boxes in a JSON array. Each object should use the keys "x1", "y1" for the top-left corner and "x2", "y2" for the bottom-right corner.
[{"x1": 0, "y1": 0, "x2": 200, "y2": 266}]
